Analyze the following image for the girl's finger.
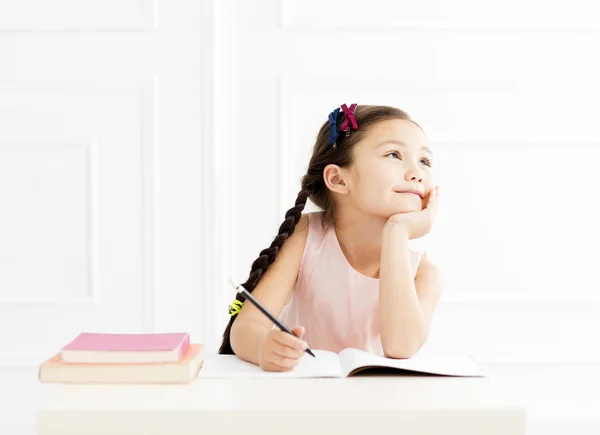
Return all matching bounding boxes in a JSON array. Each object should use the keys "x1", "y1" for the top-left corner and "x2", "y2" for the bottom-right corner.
[
  {"x1": 268, "y1": 354, "x2": 298, "y2": 369},
  {"x1": 272, "y1": 342, "x2": 304, "y2": 359},
  {"x1": 427, "y1": 187, "x2": 439, "y2": 212},
  {"x1": 273, "y1": 330, "x2": 308, "y2": 351},
  {"x1": 426, "y1": 187, "x2": 437, "y2": 208},
  {"x1": 264, "y1": 361, "x2": 294, "y2": 372}
]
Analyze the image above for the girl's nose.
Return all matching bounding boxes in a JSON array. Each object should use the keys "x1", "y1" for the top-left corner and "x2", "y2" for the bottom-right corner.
[{"x1": 404, "y1": 167, "x2": 423, "y2": 182}]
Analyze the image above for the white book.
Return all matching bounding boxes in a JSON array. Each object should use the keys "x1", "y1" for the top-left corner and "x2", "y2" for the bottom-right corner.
[{"x1": 197, "y1": 347, "x2": 486, "y2": 379}]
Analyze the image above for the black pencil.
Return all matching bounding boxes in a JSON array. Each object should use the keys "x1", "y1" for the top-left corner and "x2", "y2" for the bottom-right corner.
[{"x1": 230, "y1": 280, "x2": 316, "y2": 358}]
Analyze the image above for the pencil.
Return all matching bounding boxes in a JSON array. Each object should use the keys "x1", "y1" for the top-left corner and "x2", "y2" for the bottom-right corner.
[{"x1": 229, "y1": 280, "x2": 316, "y2": 358}]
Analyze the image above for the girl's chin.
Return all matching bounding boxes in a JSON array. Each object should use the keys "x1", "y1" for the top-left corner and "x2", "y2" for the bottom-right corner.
[{"x1": 392, "y1": 204, "x2": 421, "y2": 214}]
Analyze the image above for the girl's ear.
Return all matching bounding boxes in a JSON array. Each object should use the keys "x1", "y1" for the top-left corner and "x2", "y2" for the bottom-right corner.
[{"x1": 323, "y1": 164, "x2": 349, "y2": 195}]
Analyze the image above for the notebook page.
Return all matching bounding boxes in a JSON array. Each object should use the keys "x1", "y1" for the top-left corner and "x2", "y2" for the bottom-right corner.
[
  {"x1": 338, "y1": 348, "x2": 486, "y2": 377},
  {"x1": 197, "y1": 350, "x2": 342, "y2": 378}
]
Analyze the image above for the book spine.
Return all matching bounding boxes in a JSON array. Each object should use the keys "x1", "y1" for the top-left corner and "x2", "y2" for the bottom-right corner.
[{"x1": 177, "y1": 334, "x2": 191, "y2": 360}]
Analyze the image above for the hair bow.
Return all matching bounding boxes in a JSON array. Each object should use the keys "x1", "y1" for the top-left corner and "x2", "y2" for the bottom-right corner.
[
  {"x1": 340, "y1": 103, "x2": 358, "y2": 135},
  {"x1": 328, "y1": 108, "x2": 340, "y2": 146}
]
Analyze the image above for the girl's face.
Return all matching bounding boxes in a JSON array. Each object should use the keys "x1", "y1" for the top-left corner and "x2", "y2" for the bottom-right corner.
[{"x1": 343, "y1": 119, "x2": 434, "y2": 218}]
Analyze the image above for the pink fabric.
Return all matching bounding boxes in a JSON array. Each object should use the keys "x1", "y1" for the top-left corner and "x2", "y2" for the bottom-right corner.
[{"x1": 279, "y1": 211, "x2": 423, "y2": 356}]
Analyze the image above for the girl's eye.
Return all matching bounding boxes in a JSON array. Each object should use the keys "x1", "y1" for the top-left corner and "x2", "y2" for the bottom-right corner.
[{"x1": 386, "y1": 152, "x2": 431, "y2": 167}]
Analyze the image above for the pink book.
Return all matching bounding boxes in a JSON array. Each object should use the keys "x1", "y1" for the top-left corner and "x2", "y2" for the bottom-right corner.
[{"x1": 60, "y1": 332, "x2": 190, "y2": 364}]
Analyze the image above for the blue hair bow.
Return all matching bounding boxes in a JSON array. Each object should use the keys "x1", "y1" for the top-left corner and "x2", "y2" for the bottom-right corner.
[{"x1": 328, "y1": 108, "x2": 340, "y2": 147}]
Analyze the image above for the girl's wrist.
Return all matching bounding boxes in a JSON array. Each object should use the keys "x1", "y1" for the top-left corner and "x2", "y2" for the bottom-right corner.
[{"x1": 384, "y1": 218, "x2": 410, "y2": 239}]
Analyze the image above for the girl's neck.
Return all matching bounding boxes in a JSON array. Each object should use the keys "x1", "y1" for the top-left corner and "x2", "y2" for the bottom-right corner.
[{"x1": 332, "y1": 210, "x2": 387, "y2": 275}]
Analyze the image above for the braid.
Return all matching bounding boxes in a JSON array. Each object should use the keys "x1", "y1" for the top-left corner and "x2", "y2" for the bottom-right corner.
[{"x1": 218, "y1": 187, "x2": 312, "y2": 354}]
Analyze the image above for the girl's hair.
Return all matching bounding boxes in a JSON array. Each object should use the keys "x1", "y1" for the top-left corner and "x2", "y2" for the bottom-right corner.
[{"x1": 218, "y1": 104, "x2": 417, "y2": 354}]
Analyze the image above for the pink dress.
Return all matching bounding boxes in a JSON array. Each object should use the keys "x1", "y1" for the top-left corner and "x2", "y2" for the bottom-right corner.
[{"x1": 279, "y1": 211, "x2": 423, "y2": 356}]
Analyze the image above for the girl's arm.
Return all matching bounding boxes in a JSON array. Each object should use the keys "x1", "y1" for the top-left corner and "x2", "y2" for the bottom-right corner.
[
  {"x1": 230, "y1": 214, "x2": 309, "y2": 364},
  {"x1": 378, "y1": 221, "x2": 444, "y2": 358}
]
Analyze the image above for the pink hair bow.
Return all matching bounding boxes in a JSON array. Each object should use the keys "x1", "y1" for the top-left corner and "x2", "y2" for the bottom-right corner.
[{"x1": 340, "y1": 103, "x2": 358, "y2": 134}]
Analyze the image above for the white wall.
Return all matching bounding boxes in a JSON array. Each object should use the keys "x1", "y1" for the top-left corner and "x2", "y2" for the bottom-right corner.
[
  {"x1": 0, "y1": 1, "x2": 216, "y2": 433},
  {"x1": 0, "y1": 0, "x2": 598, "y2": 433}
]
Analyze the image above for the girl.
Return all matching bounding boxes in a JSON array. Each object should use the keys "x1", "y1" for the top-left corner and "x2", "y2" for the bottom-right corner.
[{"x1": 219, "y1": 104, "x2": 443, "y2": 372}]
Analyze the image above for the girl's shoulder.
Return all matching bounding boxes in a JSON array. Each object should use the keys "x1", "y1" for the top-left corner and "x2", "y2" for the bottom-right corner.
[
  {"x1": 297, "y1": 213, "x2": 310, "y2": 234},
  {"x1": 278, "y1": 212, "x2": 310, "y2": 257},
  {"x1": 239, "y1": 213, "x2": 311, "y2": 313}
]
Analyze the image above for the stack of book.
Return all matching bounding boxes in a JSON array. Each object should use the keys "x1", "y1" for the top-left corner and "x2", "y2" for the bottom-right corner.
[{"x1": 38, "y1": 332, "x2": 203, "y2": 384}]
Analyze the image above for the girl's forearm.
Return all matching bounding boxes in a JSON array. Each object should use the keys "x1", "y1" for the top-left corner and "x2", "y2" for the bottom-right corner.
[
  {"x1": 230, "y1": 318, "x2": 270, "y2": 364},
  {"x1": 378, "y1": 222, "x2": 427, "y2": 358}
]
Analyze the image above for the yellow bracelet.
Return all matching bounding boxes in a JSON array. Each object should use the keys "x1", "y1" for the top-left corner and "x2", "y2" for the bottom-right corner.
[{"x1": 229, "y1": 299, "x2": 244, "y2": 316}]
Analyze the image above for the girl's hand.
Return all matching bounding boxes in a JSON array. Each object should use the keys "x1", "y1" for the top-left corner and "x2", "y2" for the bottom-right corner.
[
  {"x1": 386, "y1": 186, "x2": 440, "y2": 239},
  {"x1": 258, "y1": 325, "x2": 308, "y2": 372}
]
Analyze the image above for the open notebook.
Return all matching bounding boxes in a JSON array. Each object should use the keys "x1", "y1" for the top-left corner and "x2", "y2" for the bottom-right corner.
[{"x1": 198, "y1": 347, "x2": 486, "y2": 378}]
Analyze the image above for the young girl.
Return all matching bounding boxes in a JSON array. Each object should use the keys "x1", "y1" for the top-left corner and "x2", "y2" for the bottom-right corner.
[{"x1": 219, "y1": 104, "x2": 443, "y2": 372}]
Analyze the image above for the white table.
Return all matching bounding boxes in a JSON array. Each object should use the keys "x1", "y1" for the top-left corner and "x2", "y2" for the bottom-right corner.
[{"x1": 37, "y1": 374, "x2": 525, "y2": 435}]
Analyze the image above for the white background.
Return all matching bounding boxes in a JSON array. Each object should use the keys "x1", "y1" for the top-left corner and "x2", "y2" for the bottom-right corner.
[{"x1": 0, "y1": 0, "x2": 599, "y2": 433}]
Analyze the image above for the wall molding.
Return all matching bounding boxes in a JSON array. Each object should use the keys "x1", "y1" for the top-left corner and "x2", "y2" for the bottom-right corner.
[
  {"x1": 0, "y1": 79, "x2": 159, "y2": 332},
  {"x1": 0, "y1": 140, "x2": 97, "y2": 306},
  {"x1": 0, "y1": 0, "x2": 159, "y2": 32},
  {"x1": 139, "y1": 77, "x2": 159, "y2": 333},
  {"x1": 279, "y1": 0, "x2": 599, "y2": 33}
]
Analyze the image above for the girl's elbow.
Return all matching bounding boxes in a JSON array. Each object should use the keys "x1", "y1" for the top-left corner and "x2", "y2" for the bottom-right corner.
[
  {"x1": 229, "y1": 316, "x2": 247, "y2": 356},
  {"x1": 383, "y1": 345, "x2": 418, "y2": 359},
  {"x1": 382, "y1": 335, "x2": 427, "y2": 359}
]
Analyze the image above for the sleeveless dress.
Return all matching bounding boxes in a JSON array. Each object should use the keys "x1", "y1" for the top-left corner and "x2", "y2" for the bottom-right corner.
[{"x1": 279, "y1": 211, "x2": 423, "y2": 356}]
